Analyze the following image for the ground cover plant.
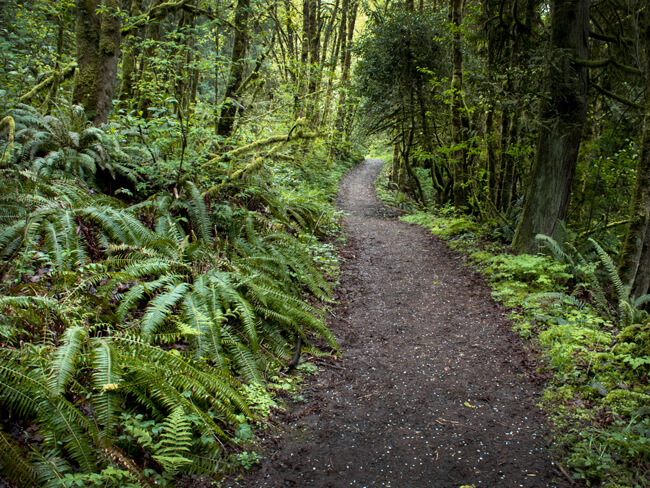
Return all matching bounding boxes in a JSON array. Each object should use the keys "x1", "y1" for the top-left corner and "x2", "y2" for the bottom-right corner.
[
  {"x1": 0, "y1": 0, "x2": 370, "y2": 483},
  {"x1": 0, "y1": 83, "x2": 360, "y2": 488}
]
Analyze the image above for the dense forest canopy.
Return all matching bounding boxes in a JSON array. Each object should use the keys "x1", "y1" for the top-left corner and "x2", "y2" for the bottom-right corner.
[{"x1": 0, "y1": 0, "x2": 649, "y2": 486}]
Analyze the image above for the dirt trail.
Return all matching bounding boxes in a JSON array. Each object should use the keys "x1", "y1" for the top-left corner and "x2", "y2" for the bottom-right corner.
[{"x1": 233, "y1": 159, "x2": 567, "y2": 487}]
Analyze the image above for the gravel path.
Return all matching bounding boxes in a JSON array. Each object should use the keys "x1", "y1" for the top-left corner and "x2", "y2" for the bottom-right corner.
[{"x1": 231, "y1": 159, "x2": 568, "y2": 487}]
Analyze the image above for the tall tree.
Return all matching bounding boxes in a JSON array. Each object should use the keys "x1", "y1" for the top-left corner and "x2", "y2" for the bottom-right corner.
[
  {"x1": 217, "y1": 0, "x2": 251, "y2": 139},
  {"x1": 72, "y1": 0, "x2": 121, "y2": 125},
  {"x1": 333, "y1": 0, "x2": 358, "y2": 141},
  {"x1": 618, "y1": 7, "x2": 650, "y2": 298},
  {"x1": 118, "y1": 0, "x2": 143, "y2": 103},
  {"x1": 511, "y1": 0, "x2": 590, "y2": 253},
  {"x1": 449, "y1": 0, "x2": 468, "y2": 208}
]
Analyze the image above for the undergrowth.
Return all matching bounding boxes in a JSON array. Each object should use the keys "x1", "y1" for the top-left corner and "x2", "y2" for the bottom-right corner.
[
  {"x1": 376, "y1": 166, "x2": 650, "y2": 487},
  {"x1": 0, "y1": 106, "x2": 362, "y2": 486}
]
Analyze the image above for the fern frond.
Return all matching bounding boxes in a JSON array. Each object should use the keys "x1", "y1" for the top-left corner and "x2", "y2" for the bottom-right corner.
[
  {"x1": 0, "y1": 353, "x2": 43, "y2": 416},
  {"x1": 222, "y1": 326, "x2": 263, "y2": 382},
  {"x1": 0, "y1": 296, "x2": 73, "y2": 329},
  {"x1": 589, "y1": 238, "x2": 627, "y2": 301},
  {"x1": 0, "y1": 425, "x2": 39, "y2": 488},
  {"x1": 183, "y1": 289, "x2": 226, "y2": 366},
  {"x1": 92, "y1": 339, "x2": 122, "y2": 441},
  {"x1": 30, "y1": 449, "x2": 72, "y2": 488},
  {"x1": 182, "y1": 451, "x2": 224, "y2": 476},
  {"x1": 184, "y1": 180, "x2": 212, "y2": 242},
  {"x1": 50, "y1": 326, "x2": 88, "y2": 394},
  {"x1": 634, "y1": 294, "x2": 650, "y2": 309},
  {"x1": 208, "y1": 271, "x2": 259, "y2": 350},
  {"x1": 153, "y1": 406, "x2": 192, "y2": 474},
  {"x1": 141, "y1": 281, "x2": 190, "y2": 338},
  {"x1": 42, "y1": 396, "x2": 99, "y2": 474},
  {"x1": 536, "y1": 233, "x2": 576, "y2": 273},
  {"x1": 80, "y1": 206, "x2": 154, "y2": 247},
  {"x1": 619, "y1": 299, "x2": 633, "y2": 327},
  {"x1": 112, "y1": 336, "x2": 250, "y2": 417}
]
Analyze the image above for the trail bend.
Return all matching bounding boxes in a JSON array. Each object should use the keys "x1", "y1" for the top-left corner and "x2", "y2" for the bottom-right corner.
[{"x1": 232, "y1": 159, "x2": 566, "y2": 488}]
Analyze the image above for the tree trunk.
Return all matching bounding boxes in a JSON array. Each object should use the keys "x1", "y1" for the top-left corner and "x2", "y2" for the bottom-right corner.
[
  {"x1": 319, "y1": 3, "x2": 342, "y2": 127},
  {"x1": 511, "y1": 0, "x2": 590, "y2": 254},
  {"x1": 618, "y1": 9, "x2": 650, "y2": 298},
  {"x1": 73, "y1": 0, "x2": 121, "y2": 125},
  {"x1": 449, "y1": 0, "x2": 468, "y2": 208},
  {"x1": 334, "y1": 0, "x2": 357, "y2": 140},
  {"x1": 216, "y1": 0, "x2": 250, "y2": 139},
  {"x1": 119, "y1": 0, "x2": 142, "y2": 103},
  {"x1": 305, "y1": 0, "x2": 321, "y2": 123},
  {"x1": 311, "y1": 0, "x2": 338, "y2": 127},
  {"x1": 135, "y1": 0, "x2": 163, "y2": 117}
]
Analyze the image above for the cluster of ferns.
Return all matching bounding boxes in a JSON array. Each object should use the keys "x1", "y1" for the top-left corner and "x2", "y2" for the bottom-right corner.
[{"x1": 0, "y1": 105, "x2": 339, "y2": 486}]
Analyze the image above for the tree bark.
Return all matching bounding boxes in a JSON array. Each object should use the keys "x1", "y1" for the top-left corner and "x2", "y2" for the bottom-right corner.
[
  {"x1": 73, "y1": 0, "x2": 121, "y2": 125},
  {"x1": 216, "y1": 0, "x2": 250, "y2": 139},
  {"x1": 449, "y1": 0, "x2": 468, "y2": 208},
  {"x1": 618, "y1": 9, "x2": 650, "y2": 298},
  {"x1": 511, "y1": 0, "x2": 590, "y2": 254},
  {"x1": 334, "y1": 0, "x2": 357, "y2": 140},
  {"x1": 319, "y1": 2, "x2": 342, "y2": 126},
  {"x1": 119, "y1": 0, "x2": 142, "y2": 103},
  {"x1": 135, "y1": 0, "x2": 164, "y2": 116}
]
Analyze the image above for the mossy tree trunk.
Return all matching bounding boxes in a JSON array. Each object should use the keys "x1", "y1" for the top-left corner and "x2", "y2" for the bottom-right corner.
[
  {"x1": 511, "y1": 0, "x2": 590, "y2": 254},
  {"x1": 449, "y1": 0, "x2": 468, "y2": 209},
  {"x1": 135, "y1": 0, "x2": 163, "y2": 117},
  {"x1": 618, "y1": 10, "x2": 650, "y2": 298},
  {"x1": 216, "y1": 0, "x2": 250, "y2": 139},
  {"x1": 119, "y1": 0, "x2": 143, "y2": 103},
  {"x1": 333, "y1": 0, "x2": 357, "y2": 142},
  {"x1": 72, "y1": 0, "x2": 121, "y2": 126},
  {"x1": 311, "y1": 0, "x2": 338, "y2": 127},
  {"x1": 320, "y1": 10, "x2": 342, "y2": 127}
]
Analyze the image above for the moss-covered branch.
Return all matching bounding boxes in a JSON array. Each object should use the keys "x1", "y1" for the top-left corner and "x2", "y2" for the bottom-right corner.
[
  {"x1": 122, "y1": 0, "x2": 234, "y2": 35},
  {"x1": 574, "y1": 56, "x2": 642, "y2": 75},
  {"x1": 202, "y1": 128, "x2": 325, "y2": 197},
  {"x1": 201, "y1": 119, "x2": 315, "y2": 168},
  {"x1": 589, "y1": 30, "x2": 634, "y2": 46},
  {"x1": 592, "y1": 82, "x2": 643, "y2": 110},
  {"x1": 0, "y1": 116, "x2": 15, "y2": 167},
  {"x1": 19, "y1": 63, "x2": 77, "y2": 103}
]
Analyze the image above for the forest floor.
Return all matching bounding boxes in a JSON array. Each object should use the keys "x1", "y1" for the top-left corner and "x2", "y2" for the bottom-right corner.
[{"x1": 226, "y1": 159, "x2": 572, "y2": 488}]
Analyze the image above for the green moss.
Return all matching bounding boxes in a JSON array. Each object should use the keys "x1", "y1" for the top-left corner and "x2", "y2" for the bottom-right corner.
[
  {"x1": 603, "y1": 389, "x2": 650, "y2": 416},
  {"x1": 541, "y1": 385, "x2": 596, "y2": 430},
  {"x1": 469, "y1": 250, "x2": 494, "y2": 264},
  {"x1": 401, "y1": 211, "x2": 482, "y2": 239}
]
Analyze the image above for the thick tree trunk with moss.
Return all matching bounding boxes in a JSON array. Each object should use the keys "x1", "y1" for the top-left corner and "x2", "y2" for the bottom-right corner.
[
  {"x1": 334, "y1": 0, "x2": 357, "y2": 141},
  {"x1": 216, "y1": 0, "x2": 250, "y2": 139},
  {"x1": 449, "y1": 0, "x2": 468, "y2": 208},
  {"x1": 72, "y1": 0, "x2": 121, "y2": 126},
  {"x1": 135, "y1": 0, "x2": 163, "y2": 117},
  {"x1": 511, "y1": 0, "x2": 590, "y2": 254},
  {"x1": 319, "y1": 4, "x2": 343, "y2": 127},
  {"x1": 119, "y1": 0, "x2": 143, "y2": 103},
  {"x1": 305, "y1": 0, "x2": 323, "y2": 124},
  {"x1": 618, "y1": 11, "x2": 650, "y2": 298}
]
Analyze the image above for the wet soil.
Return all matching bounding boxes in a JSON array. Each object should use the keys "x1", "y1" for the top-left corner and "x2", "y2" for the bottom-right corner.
[{"x1": 230, "y1": 159, "x2": 570, "y2": 487}]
